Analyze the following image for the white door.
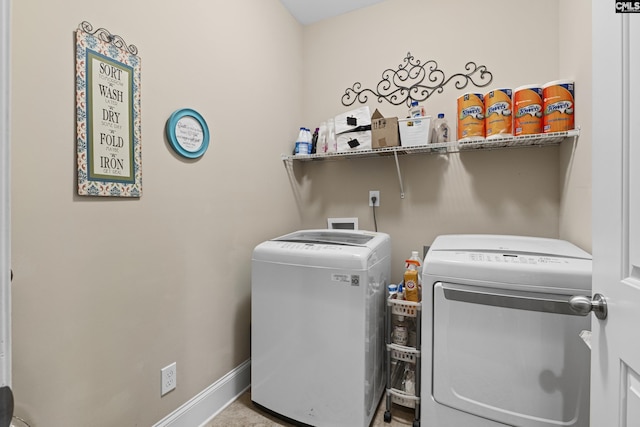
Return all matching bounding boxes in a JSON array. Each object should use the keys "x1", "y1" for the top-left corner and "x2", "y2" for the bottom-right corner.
[
  {"x1": 591, "y1": 3, "x2": 640, "y2": 425},
  {"x1": 0, "y1": 0, "x2": 11, "y2": 392}
]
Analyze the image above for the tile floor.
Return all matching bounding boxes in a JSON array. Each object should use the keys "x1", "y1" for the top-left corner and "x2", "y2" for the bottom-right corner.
[{"x1": 205, "y1": 389, "x2": 417, "y2": 427}]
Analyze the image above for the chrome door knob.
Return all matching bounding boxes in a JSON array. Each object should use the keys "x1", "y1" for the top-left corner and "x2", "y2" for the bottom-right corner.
[{"x1": 569, "y1": 293, "x2": 607, "y2": 320}]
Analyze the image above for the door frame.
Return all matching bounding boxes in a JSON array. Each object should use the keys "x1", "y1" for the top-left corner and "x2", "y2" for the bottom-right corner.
[{"x1": 0, "y1": 0, "x2": 11, "y2": 388}]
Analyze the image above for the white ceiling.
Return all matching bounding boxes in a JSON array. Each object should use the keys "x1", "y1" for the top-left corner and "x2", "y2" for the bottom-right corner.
[{"x1": 279, "y1": 0, "x2": 388, "y2": 25}]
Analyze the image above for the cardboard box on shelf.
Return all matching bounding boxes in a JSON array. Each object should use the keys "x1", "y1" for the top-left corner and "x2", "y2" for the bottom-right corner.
[
  {"x1": 371, "y1": 109, "x2": 399, "y2": 149},
  {"x1": 399, "y1": 116, "x2": 432, "y2": 147}
]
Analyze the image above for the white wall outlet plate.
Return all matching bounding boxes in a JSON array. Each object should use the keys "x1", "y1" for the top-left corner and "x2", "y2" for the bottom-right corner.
[
  {"x1": 369, "y1": 190, "x2": 380, "y2": 207},
  {"x1": 161, "y1": 362, "x2": 177, "y2": 396}
]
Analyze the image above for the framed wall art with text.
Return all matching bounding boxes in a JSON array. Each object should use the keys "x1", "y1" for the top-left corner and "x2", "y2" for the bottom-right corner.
[{"x1": 75, "y1": 21, "x2": 142, "y2": 197}]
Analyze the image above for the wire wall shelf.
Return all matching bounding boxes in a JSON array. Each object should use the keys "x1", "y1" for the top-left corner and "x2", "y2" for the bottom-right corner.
[
  {"x1": 281, "y1": 129, "x2": 579, "y2": 163},
  {"x1": 282, "y1": 128, "x2": 579, "y2": 199}
]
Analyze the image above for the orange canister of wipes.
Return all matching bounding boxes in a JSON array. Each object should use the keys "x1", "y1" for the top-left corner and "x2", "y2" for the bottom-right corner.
[
  {"x1": 457, "y1": 93, "x2": 484, "y2": 141},
  {"x1": 513, "y1": 85, "x2": 543, "y2": 136},
  {"x1": 484, "y1": 88, "x2": 513, "y2": 139},
  {"x1": 543, "y1": 80, "x2": 575, "y2": 133}
]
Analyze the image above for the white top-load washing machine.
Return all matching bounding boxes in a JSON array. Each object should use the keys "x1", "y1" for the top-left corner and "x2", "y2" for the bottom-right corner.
[
  {"x1": 421, "y1": 234, "x2": 592, "y2": 427},
  {"x1": 251, "y1": 229, "x2": 391, "y2": 427}
]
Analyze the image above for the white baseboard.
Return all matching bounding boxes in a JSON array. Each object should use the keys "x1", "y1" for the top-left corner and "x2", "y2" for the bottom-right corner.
[{"x1": 152, "y1": 359, "x2": 251, "y2": 427}]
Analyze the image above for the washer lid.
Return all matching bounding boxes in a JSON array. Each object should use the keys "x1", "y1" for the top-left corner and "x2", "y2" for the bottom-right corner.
[
  {"x1": 253, "y1": 229, "x2": 390, "y2": 270},
  {"x1": 274, "y1": 229, "x2": 377, "y2": 246}
]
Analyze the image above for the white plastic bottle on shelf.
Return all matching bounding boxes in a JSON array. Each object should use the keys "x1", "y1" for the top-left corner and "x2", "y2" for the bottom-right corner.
[
  {"x1": 388, "y1": 283, "x2": 398, "y2": 299},
  {"x1": 294, "y1": 127, "x2": 308, "y2": 155},
  {"x1": 431, "y1": 113, "x2": 451, "y2": 143},
  {"x1": 409, "y1": 100, "x2": 426, "y2": 118},
  {"x1": 326, "y1": 119, "x2": 337, "y2": 153},
  {"x1": 318, "y1": 121, "x2": 328, "y2": 154}
]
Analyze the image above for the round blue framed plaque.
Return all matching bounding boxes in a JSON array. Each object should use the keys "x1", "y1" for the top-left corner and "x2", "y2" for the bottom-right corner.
[{"x1": 166, "y1": 109, "x2": 210, "y2": 159}]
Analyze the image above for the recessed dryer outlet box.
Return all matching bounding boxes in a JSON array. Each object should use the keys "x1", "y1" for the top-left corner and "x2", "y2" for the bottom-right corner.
[{"x1": 328, "y1": 217, "x2": 359, "y2": 230}]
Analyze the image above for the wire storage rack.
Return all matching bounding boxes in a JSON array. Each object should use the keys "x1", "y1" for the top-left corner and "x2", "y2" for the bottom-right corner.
[{"x1": 385, "y1": 298, "x2": 422, "y2": 427}]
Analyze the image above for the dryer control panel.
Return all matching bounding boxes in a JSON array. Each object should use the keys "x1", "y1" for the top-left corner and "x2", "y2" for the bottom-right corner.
[{"x1": 466, "y1": 252, "x2": 569, "y2": 265}]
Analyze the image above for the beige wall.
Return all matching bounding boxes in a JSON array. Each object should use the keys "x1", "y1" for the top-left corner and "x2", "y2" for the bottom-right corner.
[
  {"x1": 9, "y1": 0, "x2": 592, "y2": 425},
  {"x1": 299, "y1": 0, "x2": 592, "y2": 279},
  {"x1": 10, "y1": 0, "x2": 302, "y2": 425},
  {"x1": 558, "y1": 0, "x2": 592, "y2": 252}
]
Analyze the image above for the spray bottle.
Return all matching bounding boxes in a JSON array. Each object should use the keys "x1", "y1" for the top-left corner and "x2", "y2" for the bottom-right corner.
[{"x1": 409, "y1": 251, "x2": 422, "y2": 285}]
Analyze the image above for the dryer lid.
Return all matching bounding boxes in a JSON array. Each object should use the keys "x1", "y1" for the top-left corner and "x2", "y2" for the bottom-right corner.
[
  {"x1": 429, "y1": 234, "x2": 591, "y2": 259},
  {"x1": 424, "y1": 234, "x2": 592, "y2": 293}
]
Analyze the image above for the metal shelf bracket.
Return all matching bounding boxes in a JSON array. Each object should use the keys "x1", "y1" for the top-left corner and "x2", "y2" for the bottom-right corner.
[{"x1": 393, "y1": 150, "x2": 405, "y2": 199}]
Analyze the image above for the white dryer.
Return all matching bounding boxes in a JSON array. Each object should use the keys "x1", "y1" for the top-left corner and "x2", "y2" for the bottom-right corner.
[
  {"x1": 421, "y1": 234, "x2": 592, "y2": 427},
  {"x1": 251, "y1": 229, "x2": 391, "y2": 427}
]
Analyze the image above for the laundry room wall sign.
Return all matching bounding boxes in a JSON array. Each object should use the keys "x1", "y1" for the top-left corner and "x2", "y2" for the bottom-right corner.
[{"x1": 75, "y1": 21, "x2": 142, "y2": 197}]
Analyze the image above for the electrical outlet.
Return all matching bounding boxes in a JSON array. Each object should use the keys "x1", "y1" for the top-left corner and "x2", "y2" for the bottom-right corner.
[
  {"x1": 369, "y1": 190, "x2": 380, "y2": 207},
  {"x1": 161, "y1": 362, "x2": 177, "y2": 396}
]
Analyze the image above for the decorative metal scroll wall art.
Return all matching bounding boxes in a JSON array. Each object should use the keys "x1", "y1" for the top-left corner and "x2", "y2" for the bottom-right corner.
[
  {"x1": 75, "y1": 21, "x2": 142, "y2": 197},
  {"x1": 341, "y1": 52, "x2": 493, "y2": 107}
]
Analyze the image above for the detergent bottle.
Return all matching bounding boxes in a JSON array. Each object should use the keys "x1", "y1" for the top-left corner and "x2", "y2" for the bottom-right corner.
[
  {"x1": 409, "y1": 100, "x2": 426, "y2": 118},
  {"x1": 404, "y1": 259, "x2": 420, "y2": 302},
  {"x1": 431, "y1": 113, "x2": 451, "y2": 143}
]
